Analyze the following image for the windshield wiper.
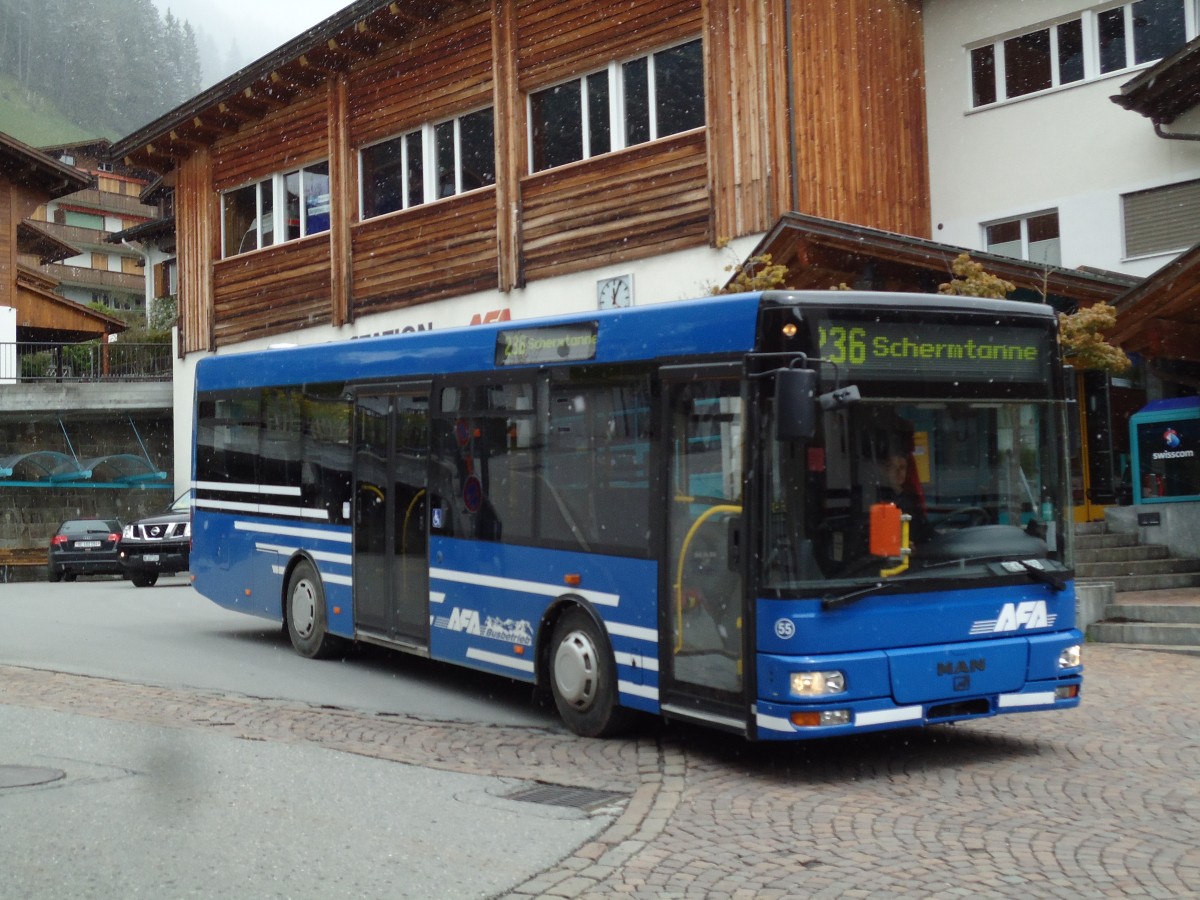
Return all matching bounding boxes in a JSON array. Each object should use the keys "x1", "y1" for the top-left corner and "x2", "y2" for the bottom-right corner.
[
  {"x1": 1015, "y1": 560, "x2": 1067, "y2": 592},
  {"x1": 822, "y1": 582, "x2": 886, "y2": 610},
  {"x1": 921, "y1": 554, "x2": 1009, "y2": 570},
  {"x1": 923, "y1": 556, "x2": 1067, "y2": 591}
]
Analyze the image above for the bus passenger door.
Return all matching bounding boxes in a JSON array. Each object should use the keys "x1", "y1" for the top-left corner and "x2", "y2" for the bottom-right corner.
[
  {"x1": 659, "y1": 369, "x2": 750, "y2": 733},
  {"x1": 353, "y1": 386, "x2": 431, "y2": 648}
]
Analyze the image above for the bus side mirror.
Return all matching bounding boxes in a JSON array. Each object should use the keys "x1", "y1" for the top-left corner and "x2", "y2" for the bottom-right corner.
[
  {"x1": 775, "y1": 368, "x2": 818, "y2": 441},
  {"x1": 869, "y1": 503, "x2": 903, "y2": 558}
]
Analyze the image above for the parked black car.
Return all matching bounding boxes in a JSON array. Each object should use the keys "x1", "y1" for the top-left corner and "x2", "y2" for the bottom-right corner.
[
  {"x1": 48, "y1": 518, "x2": 124, "y2": 582},
  {"x1": 119, "y1": 492, "x2": 191, "y2": 587}
]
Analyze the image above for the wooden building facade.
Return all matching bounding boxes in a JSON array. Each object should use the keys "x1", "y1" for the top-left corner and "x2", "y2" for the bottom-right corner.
[
  {"x1": 0, "y1": 131, "x2": 130, "y2": 343},
  {"x1": 111, "y1": 0, "x2": 929, "y2": 355}
]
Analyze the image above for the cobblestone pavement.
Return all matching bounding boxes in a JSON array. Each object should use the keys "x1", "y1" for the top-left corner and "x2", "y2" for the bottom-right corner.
[{"x1": 2, "y1": 643, "x2": 1198, "y2": 899}]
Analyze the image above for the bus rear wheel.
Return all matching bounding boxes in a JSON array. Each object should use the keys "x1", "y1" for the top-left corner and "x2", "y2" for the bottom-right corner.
[
  {"x1": 549, "y1": 607, "x2": 632, "y2": 738},
  {"x1": 286, "y1": 560, "x2": 339, "y2": 660}
]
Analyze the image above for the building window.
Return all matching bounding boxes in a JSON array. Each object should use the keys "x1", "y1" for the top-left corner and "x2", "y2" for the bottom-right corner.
[
  {"x1": 1123, "y1": 178, "x2": 1200, "y2": 257},
  {"x1": 360, "y1": 107, "x2": 495, "y2": 220},
  {"x1": 984, "y1": 211, "x2": 1062, "y2": 266},
  {"x1": 970, "y1": 1, "x2": 1190, "y2": 108},
  {"x1": 220, "y1": 162, "x2": 330, "y2": 258},
  {"x1": 528, "y1": 39, "x2": 704, "y2": 173}
]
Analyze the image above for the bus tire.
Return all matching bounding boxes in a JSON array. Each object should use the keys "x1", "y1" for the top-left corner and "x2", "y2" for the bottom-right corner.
[
  {"x1": 549, "y1": 606, "x2": 632, "y2": 738},
  {"x1": 286, "y1": 560, "x2": 338, "y2": 660}
]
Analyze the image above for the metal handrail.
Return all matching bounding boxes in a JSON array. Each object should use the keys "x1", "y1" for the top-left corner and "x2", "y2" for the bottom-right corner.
[{"x1": 0, "y1": 342, "x2": 172, "y2": 382}]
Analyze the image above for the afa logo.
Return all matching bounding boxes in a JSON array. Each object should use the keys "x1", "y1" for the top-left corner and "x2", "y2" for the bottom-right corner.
[
  {"x1": 438, "y1": 607, "x2": 533, "y2": 645},
  {"x1": 970, "y1": 600, "x2": 1057, "y2": 634},
  {"x1": 445, "y1": 607, "x2": 482, "y2": 635},
  {"x1": 1164, "y1": 428, "x2": 1181, "y2": 450}
]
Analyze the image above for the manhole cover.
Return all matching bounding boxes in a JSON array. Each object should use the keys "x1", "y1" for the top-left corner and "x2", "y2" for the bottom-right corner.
[
  {"x1": 505, "y1": 784, "x2": 626, "y2": 812},
  {"x1": 0, "y1": 765, "x2": 66, "y2": 789}
]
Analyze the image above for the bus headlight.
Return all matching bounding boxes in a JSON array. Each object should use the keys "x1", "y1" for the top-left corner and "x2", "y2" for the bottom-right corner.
[
  {"x1": 1058, "y1": 645, "x2": 1081, "y2": 669},
  {"x1": 790, "y1": 670, "x2": 846, "y2": 696}
]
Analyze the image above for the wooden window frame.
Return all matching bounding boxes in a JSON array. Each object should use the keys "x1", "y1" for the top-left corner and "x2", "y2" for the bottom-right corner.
[
  {"x1": 358, "y1": 105, "x2": 496, "y2": 222},
  {"x1": 526, "y1": 37, "x2": 704, "y2": 174},
  {"x1": 219, "y1": 162, "x2": 331, "y2": 259}
]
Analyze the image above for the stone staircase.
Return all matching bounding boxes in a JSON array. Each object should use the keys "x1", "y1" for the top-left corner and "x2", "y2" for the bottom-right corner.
[{"x1": 1075, "y1": 522, "x2": 1200, "y2": 647}]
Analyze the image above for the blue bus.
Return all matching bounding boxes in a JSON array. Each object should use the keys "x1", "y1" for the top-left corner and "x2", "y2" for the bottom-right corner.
[{"x1": 190, "y1": 290, "x2": 1082, "y2": 739}]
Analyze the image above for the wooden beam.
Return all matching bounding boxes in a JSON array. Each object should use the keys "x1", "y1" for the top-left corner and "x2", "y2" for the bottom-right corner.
[
  {"x1": 492, "y1": 0, "x2": 522, "y2": 291},
  {"x1": 190, "y1": 115, "x2": 240, "y2": 138},
  {"x1": 329, "y1": 73, "x2": 353, "y2": 327}
]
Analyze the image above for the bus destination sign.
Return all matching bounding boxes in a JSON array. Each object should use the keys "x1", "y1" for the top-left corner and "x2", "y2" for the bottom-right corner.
[
  {"x1": 816, "y1": 319, "x2": 1050, "y2": 382},
  {"x1": 496, "y1": 322, "x2": 599, "y2": 367}
]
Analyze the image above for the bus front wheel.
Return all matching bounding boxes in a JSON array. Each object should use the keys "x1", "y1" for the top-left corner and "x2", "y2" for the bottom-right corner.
[
  {"x1": 286, "y1": 560, "x2": 339, "y2": 660},
  {"x1": 549, "y1": 606, "x2": 632, "y2": 738}
]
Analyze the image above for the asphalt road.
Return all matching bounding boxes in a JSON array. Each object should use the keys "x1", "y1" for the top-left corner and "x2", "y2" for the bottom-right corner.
[
  {"x1": 2, "y1": 576, "x2": 557, "y2": 728},
  {"x1": 0, "y1": 578, "x2": 599, "y2": 899},
  {"x1": 3, "y1": 578, "x2": 1199, "y2": 898}
]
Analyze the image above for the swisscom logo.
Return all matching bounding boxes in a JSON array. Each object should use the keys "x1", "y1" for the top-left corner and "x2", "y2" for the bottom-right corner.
[{"x1": 1152, "y1": 426, "x2": 1193, "y2": 461}]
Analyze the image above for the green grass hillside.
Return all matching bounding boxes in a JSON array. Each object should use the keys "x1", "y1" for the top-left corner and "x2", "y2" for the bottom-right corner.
[{"x1": 0, "y1": 74, "x2": 105, "y2": 147}]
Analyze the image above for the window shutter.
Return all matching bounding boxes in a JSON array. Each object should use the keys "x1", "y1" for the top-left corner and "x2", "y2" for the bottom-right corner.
[{"x1": 1124, "y1": 179, "x2": 1200, "y2": 257}]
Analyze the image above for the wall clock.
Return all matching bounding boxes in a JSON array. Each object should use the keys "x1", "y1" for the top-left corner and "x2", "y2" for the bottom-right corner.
[{"x1": 597, "y1": 274, "x2": 633, "y2": 309}]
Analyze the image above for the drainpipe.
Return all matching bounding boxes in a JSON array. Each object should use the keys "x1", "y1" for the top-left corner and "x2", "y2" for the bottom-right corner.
[
  {"x1": 784, "y1": 0, "x2": 800, "y2": 213},
  {"x1": 120, "y1": 237, "x2": 154, "y2": 327}
]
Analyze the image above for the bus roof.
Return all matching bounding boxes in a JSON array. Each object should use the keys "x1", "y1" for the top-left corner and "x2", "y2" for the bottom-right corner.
[
  {"x1": 193, "y1": 290, "x2": 1058, "y2": 392},
  {"x1": 195, "y1": 292, "x2": 764, "y2": 392}
]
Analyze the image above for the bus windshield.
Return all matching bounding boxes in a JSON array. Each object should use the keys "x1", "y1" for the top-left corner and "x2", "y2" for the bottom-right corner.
[{"x1": 763, "y1": 397, "x2": 1069, "y2": 591}]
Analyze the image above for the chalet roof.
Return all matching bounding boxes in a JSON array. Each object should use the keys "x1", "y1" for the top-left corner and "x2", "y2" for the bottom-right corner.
[
  {"x1": 17, "y1": 221, "x2": 80, "y2": 265},
  {"x1": 35, "y1": 138, "x2": 113, "y2": 155},
  {"x1": 749, "y1": 213, "x2": 1138, "y2": 311},
  {"x1": 1109, "y1": 240, "x2": 1200, "y2": 361},
  {"x1": 107, "y1": 216, "x2": 176, "y2": 250},
  {"x1": 1111, "y1": 35, "x2": 1200, "y2": 123},
  {"x1": 0, "y1": 131, "x2": 93, "y2": 199},
  {"x1": 109, "y1": 0, "x2": 455, "y2": 170},
  {"x1": 13, "y1": 264, "x2": 128, "y2": 343}
]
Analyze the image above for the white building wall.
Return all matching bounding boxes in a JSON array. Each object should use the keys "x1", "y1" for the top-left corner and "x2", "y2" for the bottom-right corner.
[{"x1": 924, "y1": 0, "x2": 1200, "y2": 278}]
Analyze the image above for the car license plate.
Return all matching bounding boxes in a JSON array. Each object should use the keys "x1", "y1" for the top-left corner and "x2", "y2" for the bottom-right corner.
[
  {"x1": 144, "y1": 554, "x2": 160, "y2": 562},
  {"x1": 76, "y1": 541, "x2": 101, "y2": 548}
]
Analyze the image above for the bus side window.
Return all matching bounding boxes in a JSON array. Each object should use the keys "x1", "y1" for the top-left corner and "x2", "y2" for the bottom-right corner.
[
  {"x1": 301, "y1": 385, "x2": 352, "y2": 525},
  {"x1": 429, "y1": 380, "x2": 535, "y2": 544},
  {"x1": 545, "y1": 374, "x2": 652, "y2": 556},
  {"x1": 196, "y1": 392, "x2": 260, "y2": 488}
]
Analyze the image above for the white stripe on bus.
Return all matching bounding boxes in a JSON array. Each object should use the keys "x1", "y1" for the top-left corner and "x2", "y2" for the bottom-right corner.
[
  {"x1": 466, "y1": 647, "x2": 535, "y2": 674},
  {"x1": 193, "y1": 480, "x2": 301, "y2": 496},
  {"x1": 618, "y1": 680, "x2": 659, "y2": 701},
  {"x1": 430, "y1": 567, "x2": 619, "y2": 608},
  {"x1": 606, "y1": 621, "x2": 657, "y2": 644},
  {"x1": 253, "y1": 542, "x2": 352, "y2": 566},
  {"x1": 998, "y1": 691, "x2": 1056, "y2": 708},
  {"x1": 756, "y1": 713, "x2": 795, "y2": 733},
  {"x1": 196, "y1": 498, "x2": 328, "y2": 519},
  {"x1": 232, "y1": 520, "x2": 352, "y2": 543},
  {"x1": 855, "y1": 706, "x2": 924, "y2": 727}
]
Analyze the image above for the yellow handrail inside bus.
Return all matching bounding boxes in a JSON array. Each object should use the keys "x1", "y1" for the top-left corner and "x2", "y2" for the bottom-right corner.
[
  {"x1": 402, "y1": 489, "x2": 426, "y2": 555},
  {"x1": 673, "y1": 503, "x2": 742, "y2": 653}
]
